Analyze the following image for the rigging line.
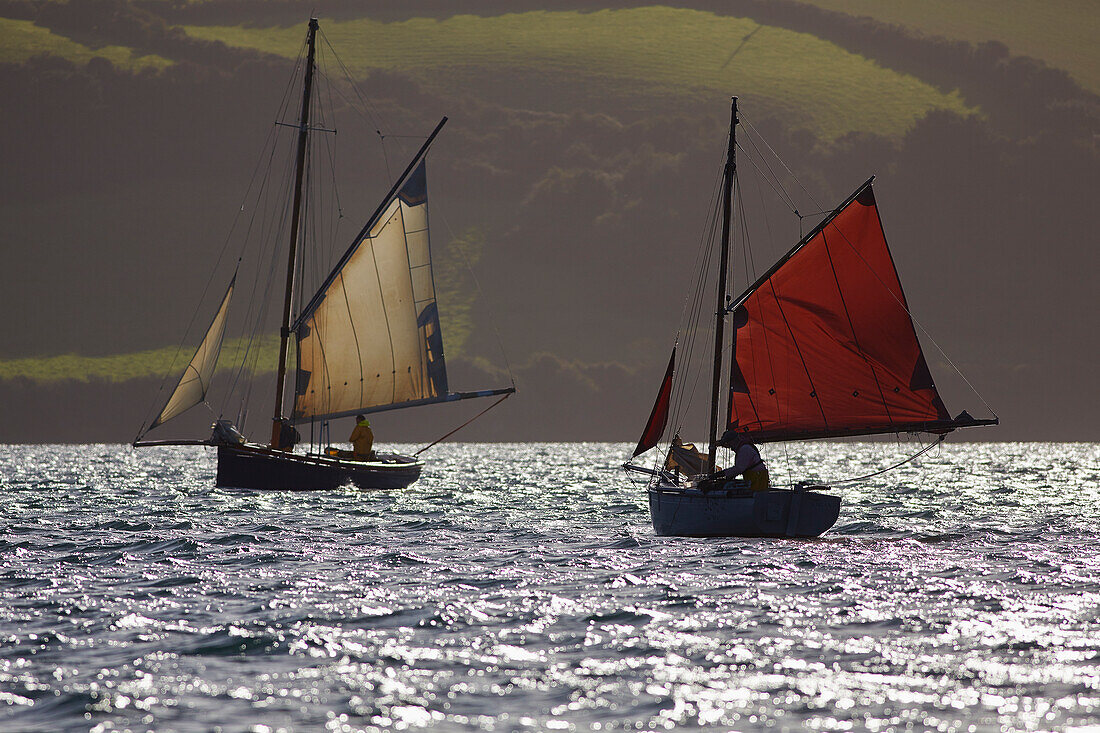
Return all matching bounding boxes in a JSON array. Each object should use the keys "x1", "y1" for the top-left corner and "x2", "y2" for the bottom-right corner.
[
  {"x1": 734, "y1": 137, "x2": 796, "y2": 212},
  {"x1": 817, "y1": 196, "x2": 997, "y2": 418},
  {"x1": 740, "y1": 161, "x2": 761, "y2": 287},
  {"x1": 671, "y1": 244, "x2": 717, "y2": 439},
  {"x1": 827, "y1": 434, "x2": 945, "y2": 485},
  {"x1": 738, "y1": 177, "x2": 781, "y2": 434},
  {"x1": 311, "y1": 63, "x2": 392, "y2": 180},
  {"x1": 379, "y1": 135, "x2": 394, "y2": 184},
  {"x1": 675, "y1": 160, "x2": 724, "y2": 386},
  {"x1": 237, "y1": 135, "x2": 300, "y2": 432},
  {"x1": 673, "y1": 179, "x2": 724, "y2": 439},
  {"x1": 227, "y1": 48, "x2": 305, "y2": 429},
  {"x1": 738, "y1": 127, "x2": 802, "y2": 214},
  {"x1": 740, "y1": 113, "x2": 823, "y2": 212},
  {"x1": 414, "y1": 393, "x2": 512, "y2": 456},
  {"x1": 735, "y1": 140, "x2": 799, "y2": 215},
  {"x1": 669, "y1": 157, "x2": 724, "y2": 445},
  {"x1": 305, "y1": 60, "x2": 330, "y2": 287},
  {"x1": 672, "y1": 296, "x2": 704, "y2": 430},
  {"x1": 318, "y1": 27, "x2": 387, "y2": 135},
  {"x1": 219, "y1": 51, "x2": 306, "y2": 420},
  {"x1": 669, "y1": 240, "x2": 711, "y2": 434},
  {"x1": 731, "y1": 176, "x2": 767, "y2": 433},
  {"x1": 672, "y1": 158, "x2": 724, "y2": 420},
  {"x1": 297, "y1": 139, "x2": 315, "y2": 319},
  {"x1": 138, "y1": 49, "x2": 305, "y2": 438},
  {"x1": 676, "y1": 156, "x2": 728, "y2": 329},
  {"x1": 316, "y1": 27, "x2": 406, "y2": 184},
  {"x1": 223, "y1": 140, "x2": 292, "y2": 418},
  {"x1": 735, "y1": 165, "x2": 773, "y2": 430},
  {"x1": 673, "y1": 169, "x2": 726, "y2": 423},
  {"x1": 317, "y1": 76, "x2": 345, "y2": 226}
]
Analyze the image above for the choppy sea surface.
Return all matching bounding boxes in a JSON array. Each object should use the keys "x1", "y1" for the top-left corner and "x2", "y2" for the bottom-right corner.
[{"x1": 1, "y1": 442, "x2": 1099, "y2": 732}]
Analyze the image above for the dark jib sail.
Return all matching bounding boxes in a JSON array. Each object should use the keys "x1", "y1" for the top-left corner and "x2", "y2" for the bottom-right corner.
[
  {"x1": 633, "y1": 348, "x2": 675, "y2": 457},
  {"x1": 722, "y1": 179, "x2": 981, "y2": 444}
]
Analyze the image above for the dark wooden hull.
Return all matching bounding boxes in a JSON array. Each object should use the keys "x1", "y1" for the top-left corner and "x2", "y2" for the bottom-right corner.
[
  {"x1": 216, "y1": 444, "x2": 423, "y2": 490},
  {"x1": 648, "y1": 484, "x2": 840, "y2": 538}
]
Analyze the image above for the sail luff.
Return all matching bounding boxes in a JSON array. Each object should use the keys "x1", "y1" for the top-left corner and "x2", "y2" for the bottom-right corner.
[
  {"x1": 633, "y1": 348, "x2": 675, "y2": 458},
  {"x1": 148, "y1": 276, "x2": 235, "y2": 430}
]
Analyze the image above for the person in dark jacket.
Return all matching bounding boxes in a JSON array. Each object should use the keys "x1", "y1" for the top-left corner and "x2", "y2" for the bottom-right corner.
[{"x1": 717, "y1": 434, "x2": 770, "y2": 491}]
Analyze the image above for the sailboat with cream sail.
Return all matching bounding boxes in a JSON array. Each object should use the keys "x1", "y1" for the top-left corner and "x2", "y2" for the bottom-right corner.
[
  {"x1": 624, "y1": 98, "x2": 997, "y2": 537},
  {"x1": 133, "y1": 19, "x2": 514, "y2": 489}
]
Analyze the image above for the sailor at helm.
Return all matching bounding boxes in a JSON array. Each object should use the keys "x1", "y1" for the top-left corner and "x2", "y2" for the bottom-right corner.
[{"x1": 717, "y1": 434, "x2": 770, "y2": 491}]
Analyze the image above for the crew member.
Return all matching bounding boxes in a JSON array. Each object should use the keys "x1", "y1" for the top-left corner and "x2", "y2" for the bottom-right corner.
[
  {"x1": 718, "y1": 434, "x2": 770, "y2": 491},
  {"x1": 348, "y1": 414, "x2": 375, "y2": 459}
]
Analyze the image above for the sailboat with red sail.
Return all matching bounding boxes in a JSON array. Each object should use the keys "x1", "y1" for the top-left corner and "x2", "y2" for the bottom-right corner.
[{"x1": 625, "y1": 98, "x2": 996, "y2": 537}]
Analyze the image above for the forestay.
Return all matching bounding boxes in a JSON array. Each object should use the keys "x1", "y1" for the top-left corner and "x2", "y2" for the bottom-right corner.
[
  {"x1": 150, "y1": 276, "x2": 235, "y2": 429},
  {"x1": 292, "y1": 160, "x2": 448, "y2": 422}
]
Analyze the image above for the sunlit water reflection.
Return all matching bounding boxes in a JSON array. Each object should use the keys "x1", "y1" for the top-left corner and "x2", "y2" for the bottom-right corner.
[{"x1": 1, "y1": 442, "x2": 1098, "y2": 731}]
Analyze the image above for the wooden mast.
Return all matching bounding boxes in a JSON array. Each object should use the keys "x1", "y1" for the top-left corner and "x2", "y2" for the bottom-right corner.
[
  {"x1": 707, "y1": 97, "x2": 738, "y2": 473},
  {"x1": 271, "y1": 17, "x2": 319, "y2": 449}
]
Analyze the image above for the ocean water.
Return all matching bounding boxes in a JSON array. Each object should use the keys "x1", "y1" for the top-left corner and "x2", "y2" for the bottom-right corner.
[{"x1": 1, "y1": 442, "x2": 1099, "y2": 732}]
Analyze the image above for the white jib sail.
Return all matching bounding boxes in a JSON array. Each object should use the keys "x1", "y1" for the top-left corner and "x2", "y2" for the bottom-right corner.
[
  {"x1": 293, "y1": 160, "x2": 447, "y2": 421},
  {"x1": 150, "y1": 277, "x2": 234, "y2": 428}
]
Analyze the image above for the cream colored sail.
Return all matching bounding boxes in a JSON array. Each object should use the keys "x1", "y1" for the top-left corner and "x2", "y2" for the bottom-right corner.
[
  {"x1": 150, "y1": 278, "x2": 234, "y2": 428},
  {"x1": 292, "y1": 161, "x2": 448, "y2": 422}
]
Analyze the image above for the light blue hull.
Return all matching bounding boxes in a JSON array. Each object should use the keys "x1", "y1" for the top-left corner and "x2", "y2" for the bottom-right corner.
[{"x1": 648, "y1": 484, "x2": 840, "y2": 538}]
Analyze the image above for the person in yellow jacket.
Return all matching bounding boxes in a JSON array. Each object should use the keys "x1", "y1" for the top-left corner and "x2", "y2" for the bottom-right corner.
[{"x1": 348, "y1": 414, "x2": 375, "y2": 459}]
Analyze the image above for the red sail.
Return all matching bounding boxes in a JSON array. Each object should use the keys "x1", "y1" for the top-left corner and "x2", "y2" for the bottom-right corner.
[
  {"x1": 724, "y1": 180, "x2": 952, "y2": 444},
  {"x1": 633, "y1": 349, "x2": 675, "y2": 457}
]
